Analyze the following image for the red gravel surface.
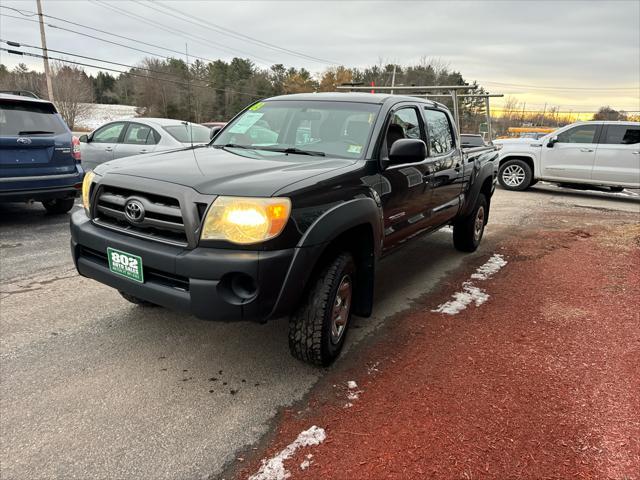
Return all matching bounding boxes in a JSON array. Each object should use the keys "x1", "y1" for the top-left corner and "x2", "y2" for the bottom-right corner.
[{"x1": 239, "y1": 224, "x2": 640, "y2": 480}]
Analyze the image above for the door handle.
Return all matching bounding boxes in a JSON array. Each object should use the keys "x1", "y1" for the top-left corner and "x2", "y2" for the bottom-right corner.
[
  {"x1": 580, "y1": 148, "x2": 594, "y2": 152},
  {"x1": 105, "y1": 147, "x2": 113, "y2": 152}
]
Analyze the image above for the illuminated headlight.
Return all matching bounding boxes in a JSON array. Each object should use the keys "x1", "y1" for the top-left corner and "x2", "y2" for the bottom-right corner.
[
  {"x1": 200, "y1": 196, "x2": 291, "y2": 244},
  {"x1": 81, "y1": 170, "x2": 96, "y2": 213}
]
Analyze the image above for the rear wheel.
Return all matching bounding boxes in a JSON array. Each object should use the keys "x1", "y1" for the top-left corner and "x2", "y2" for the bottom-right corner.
[
  {"x1": 453, "y1": 194, "x2": 487, "y2": 252},
  {"x1": 42, "y1": 197, "x2": 75, "y2": 214},
  {"x1": 498, "y1": 159, "x2": 532, "y2": 191},
  {"x1": 119, "y1": 291, "x2": 158, "y2": 307},
  {"x1": 288, "y1": 252, "x2": 355, "y2": 366}
]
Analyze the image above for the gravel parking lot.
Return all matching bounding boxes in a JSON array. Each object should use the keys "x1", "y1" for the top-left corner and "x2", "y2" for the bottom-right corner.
[{"x1": 1, "y1": 185, "x2": 638, "y2": 479}]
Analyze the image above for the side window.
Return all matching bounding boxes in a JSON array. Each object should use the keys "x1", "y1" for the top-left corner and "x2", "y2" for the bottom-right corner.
[
  {"x1": 556, "y1": 125, "x2": 597, "y2": 144},
  {"x1": 92, "y1": 122, "x2": 125, "y2": 143},
  {"x1": 602, "y1": 125, "x2": 640, "y2": 145},
  {"x1": 424, "y1": 109, "x2": 455, "y2": 155},
  {"x1": 384, "y1": 107, "x2": 423, "y2": 159},
  {"x1": 123, "y1": 123, "x2": 157, "y2": 145}
]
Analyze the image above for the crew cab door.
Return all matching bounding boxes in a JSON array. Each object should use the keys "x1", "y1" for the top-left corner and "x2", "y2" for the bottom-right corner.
[
  {"x1": 541, "y1": 123, "x2": 601, "y2": 181},
  {"x1": 379, "y1": 105, "x2": 432, "y2": 251},
  {"x1": 593, "y1": 124, "x2": 640, "y2": 186},
  {"x1": 81, "y1": 121, "x2": 126, "y2": 171},
  {"x1": 112, "y1": 122, "x2": 160, "y2": 160},
  {"x1": 422, "y1": 107, "x2": 463, "y2": 224}
]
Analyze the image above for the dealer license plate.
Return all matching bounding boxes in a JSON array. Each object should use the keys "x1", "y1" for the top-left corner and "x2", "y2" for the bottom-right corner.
[{"x1": 107, "y1": 247, "x2": 144, "y2": 283}]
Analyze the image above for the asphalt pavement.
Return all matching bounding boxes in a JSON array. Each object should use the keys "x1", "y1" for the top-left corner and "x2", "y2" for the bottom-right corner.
[{"x1": 1, "y1": 186, "x2": 638, "y2": 479}]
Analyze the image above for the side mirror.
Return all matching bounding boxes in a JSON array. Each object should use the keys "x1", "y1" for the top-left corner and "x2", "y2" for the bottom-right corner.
[
  {"x1": 209, "y1": 126, "x2": 223, "y2": 139},
  {"x1": 79, "y1": 134, "x2": 89, "y2": 143},
  {"x1": 388, "y1": 139, "x2": 427, "y2": 165},
  {"x1": 547, "y1": 136, "x2": 558, "y2": 148}
]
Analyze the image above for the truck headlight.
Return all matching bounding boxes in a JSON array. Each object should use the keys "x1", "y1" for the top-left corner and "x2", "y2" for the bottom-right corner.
[
  {"x1": 201, "y1": 196, "x2": 291, "y2": 244},
  {"x1": 82, "y1": 171, "x2": 96, "y2": 213}
]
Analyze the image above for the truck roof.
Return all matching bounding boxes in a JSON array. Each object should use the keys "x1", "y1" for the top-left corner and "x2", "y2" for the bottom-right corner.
[{"x1": 265, "y1": 91, "x2": 442, "y2": 108}]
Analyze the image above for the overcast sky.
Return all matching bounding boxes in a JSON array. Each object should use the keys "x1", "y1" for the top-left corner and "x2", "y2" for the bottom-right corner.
[{"x1": 1, "y1": 0, "x2": 639, "y2": 112}]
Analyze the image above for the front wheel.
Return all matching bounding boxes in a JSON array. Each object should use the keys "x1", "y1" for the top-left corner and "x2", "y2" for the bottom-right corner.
[
  {"x1": 42, "y1": 198, "x2": 75, "y2": 214},
  {"x1": 288, "y1": 252, "x2": 355, "y2": 366},
  {"x1": 453, "y1": 194, "x2": 487, "y2": 252},
  {"x1": 498, "y1": 159, "x2": 532, "y2": 191}
]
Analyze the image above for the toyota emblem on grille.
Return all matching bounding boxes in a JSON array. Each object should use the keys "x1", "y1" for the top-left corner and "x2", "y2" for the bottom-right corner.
[
  {"x1": 17, "y1": 137, "x2": 32, "y2": 145},
  {"x1": 124, "y1": 199, "x2": 145, "y2": 223}
]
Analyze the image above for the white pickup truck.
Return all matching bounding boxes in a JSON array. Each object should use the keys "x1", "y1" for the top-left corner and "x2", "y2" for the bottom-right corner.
[{"x1": 494, "y1": 121, "x2": 640, "y2": 192}]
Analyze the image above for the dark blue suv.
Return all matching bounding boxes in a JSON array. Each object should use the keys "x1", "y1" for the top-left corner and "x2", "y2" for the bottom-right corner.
[{"x1": 0, "y1": 93, "x2": 85, "y2": 214}]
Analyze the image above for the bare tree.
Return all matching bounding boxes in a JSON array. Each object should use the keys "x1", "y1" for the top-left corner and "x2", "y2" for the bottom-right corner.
[{"x1": 51, "y1": 61, "x2": 92, "y2": 129}]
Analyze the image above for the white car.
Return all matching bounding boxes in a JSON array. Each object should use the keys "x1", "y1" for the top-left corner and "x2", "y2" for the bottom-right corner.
[
  {"x1": 79, "y1": 118, "x2": 212, "y2": 171},
  {"x1": 494, "y1": 121, "x2": 640, "y2": 192}
]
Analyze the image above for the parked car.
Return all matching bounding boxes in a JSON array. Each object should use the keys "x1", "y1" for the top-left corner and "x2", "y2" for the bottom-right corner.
[
  {"x1": 494, "y1": 121, "x2": 640, "y2": 191},
  {"x1": 70, "y1": 93, "x2": 498, "y2": 365},
  {"x1": 79, "y1": 118, "x2": 212, "y2": 171},
  {"x1": 0, "y1": 93, "x2": 84, "y2": 214}
]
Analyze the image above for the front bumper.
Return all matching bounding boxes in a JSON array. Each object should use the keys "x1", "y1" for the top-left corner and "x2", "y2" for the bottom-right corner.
[{"x1": 70, "y1": 210, "x2": 297, "y2": 322}]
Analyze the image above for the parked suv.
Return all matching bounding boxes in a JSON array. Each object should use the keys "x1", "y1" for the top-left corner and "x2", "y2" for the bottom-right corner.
[
  {"x1": 495, "y1": 121, "x2": 640, "y2": 192},
  {"x1": 70, "y1": 93, "x2": 498, "y2": 365},
  {"x1": 0, "y1": 93, "x2": 84, "y2": 213}
]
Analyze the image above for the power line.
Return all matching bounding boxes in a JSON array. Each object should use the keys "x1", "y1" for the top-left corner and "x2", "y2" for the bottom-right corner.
[
  {"x1": 1, "y1": 13, "x2": 183, "y2": 61},
  {"x1": 0, "y1": 4, "x2": 218, "y2": 64},
  {"x1": 88, "y1": 0, "x2": 277, "y2": 66},
  {"x1": 143, "y1": 0, "x2": 340, "y2": 66},
  {"x1": 1, "y1": 38, "x2": 200, "y2": 81},
  {"x1": 0, "y1": 47, "x2": 263, "y2": 98}
]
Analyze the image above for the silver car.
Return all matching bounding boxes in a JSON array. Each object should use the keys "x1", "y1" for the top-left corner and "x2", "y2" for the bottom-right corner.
[{"x1": 79, "y1": 118, "x2": 212, "y2": 171}]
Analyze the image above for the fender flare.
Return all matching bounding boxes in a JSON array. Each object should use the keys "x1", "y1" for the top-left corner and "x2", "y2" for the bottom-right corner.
[
  {"x1": 268, "y1": 196, "x2": 383, "y2": 320},
  {"x1": 460, "y1": 161, "x2": 497, "y2": 218}
]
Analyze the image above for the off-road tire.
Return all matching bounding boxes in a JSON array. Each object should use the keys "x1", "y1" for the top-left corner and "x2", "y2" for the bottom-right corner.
[
  {"x1": 288, "y1": 252, "x2": 356, "y2": 366},
  {"x1": 119, "y1": 291, "x2": 158, "y2": 307},
  {"x1": 42, "y1": 197, "x2": 75, "y2": 214},
  {"x1": 498, "y1": 159, "x2": 533, "y2": 191},
  {"x1": 453, "y1": 194, "x2": 488, "y2": 252}
]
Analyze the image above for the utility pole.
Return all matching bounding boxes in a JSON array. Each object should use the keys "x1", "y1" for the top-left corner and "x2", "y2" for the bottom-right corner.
[
  {"x1": 390, "y1": 65, "x2": 396, "y2": 95},
  {"x1": 36, "y1": 0, "x2": 54, "y2": 102}
]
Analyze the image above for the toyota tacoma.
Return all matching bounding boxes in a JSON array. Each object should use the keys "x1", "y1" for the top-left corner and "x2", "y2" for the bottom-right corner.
[{"x1": 70, "y1": 93, "x2": 498, "y2": 365}]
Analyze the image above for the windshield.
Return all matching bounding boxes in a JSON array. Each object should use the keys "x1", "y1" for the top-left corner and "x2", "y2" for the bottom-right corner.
[
  {"x1": 0, "y1": 100, "x2": 67, "y2": 136},
  {"x1": 213, "y1": 100, "x2": 381, "y2": 159},
  {"x1": 163, "y1": 124, "x2": 211, "y2": 143}
]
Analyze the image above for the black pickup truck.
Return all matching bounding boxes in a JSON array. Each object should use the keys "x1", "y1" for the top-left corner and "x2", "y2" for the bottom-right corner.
[{"x1": 71, "y1": 93, "x2": 498, "y2": 365}]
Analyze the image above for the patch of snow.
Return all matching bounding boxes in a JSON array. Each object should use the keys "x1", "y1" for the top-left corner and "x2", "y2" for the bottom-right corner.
[
  {"x1": 344, "y1": 402, "x2": 353, "y2": 408},
  {"x1": 347, "y1": 381, "x2": 358, "y2": 389},
  {"x1": 367, "y1": 361, "x2": 380, "y2": 375},
  {"x1": 432, "y1": 282, "x2": 489, "y2": 315},
  {"x1": 300, "y1": 454, "x2": 313, "y2": 470},
  {"x1": 432, "y1": 254, "x2": 507, "y2": 315},
  {"x1": 75, "y1": 103, "x2": 138, "y2": 131},
  {"x1": 347, "y1": 391, "x2": 360, "y2": 401},
  {"x1": 249, "y1": 426, "x2": 326, "y2": 480},
  {"x1": 470, "y1": 254, "x2": 507, "y2": 280}
]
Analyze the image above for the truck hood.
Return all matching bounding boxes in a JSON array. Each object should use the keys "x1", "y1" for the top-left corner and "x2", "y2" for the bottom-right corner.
[{"x1": 94, "y1": 146, "x2": 358, "y2": 196}]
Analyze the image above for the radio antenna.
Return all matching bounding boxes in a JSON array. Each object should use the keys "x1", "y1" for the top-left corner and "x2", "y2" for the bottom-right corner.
[{"x1": 185, "y1": 42, "x2": 194, "y2": 150}]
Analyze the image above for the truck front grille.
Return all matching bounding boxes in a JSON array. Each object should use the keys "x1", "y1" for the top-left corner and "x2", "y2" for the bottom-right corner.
[{"x1": 93, "y1": 185, "x2": 188, "y2": 247}]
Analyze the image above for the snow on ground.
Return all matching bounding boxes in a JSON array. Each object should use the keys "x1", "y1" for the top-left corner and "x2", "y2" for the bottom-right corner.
[
  {"x1": 75, "y1": 103, "x2": 138, "y2": 131},
  {"x1": 433, "y1": 254, "x2": 507, "y2": 315},
  {"x1": 249, "y1": 426, "x2": 326, "y2": 480}
]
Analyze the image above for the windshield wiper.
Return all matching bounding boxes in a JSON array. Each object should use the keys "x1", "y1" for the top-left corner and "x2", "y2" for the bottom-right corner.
[
  {"x1": 18, "y1": 130, "x2": 55, "y2": 135},
  {"x1": 257, "y1": 147, "x2": 326, "y2": 157}
]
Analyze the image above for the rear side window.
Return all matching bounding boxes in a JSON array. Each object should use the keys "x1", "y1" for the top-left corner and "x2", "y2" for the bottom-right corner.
[
  {"x1": 124, "y1": 123, "x2": 158, "y2": 145},
  {"x1": 424, "y1": 109, "x2": 455, "y2": 155},
  {"x1": 0, "y1": 100, "x2": 67, "y2": 136},
  {"x1": 557, "y1": 125, "x2": 597, "y2": 144},
  {"x1": 602, "y1": 125, "x2": 640, "y2": 145},
  {"x1": 163, "y1": 124, "x2": 212, "y2": 143}
]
